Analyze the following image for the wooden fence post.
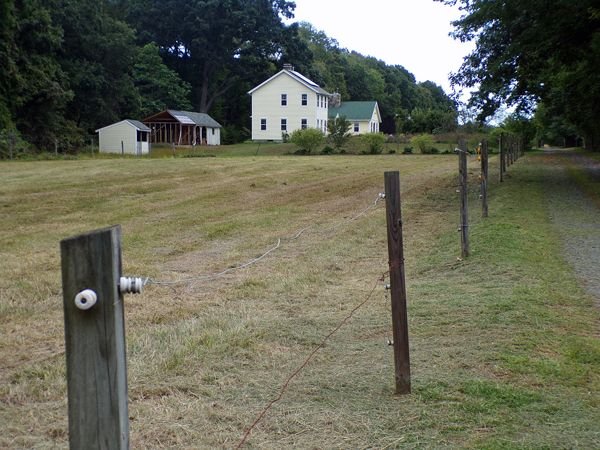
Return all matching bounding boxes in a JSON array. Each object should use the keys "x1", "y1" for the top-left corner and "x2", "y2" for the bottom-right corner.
[
  {"x1": 60, "y1": 225, "x2": 129, "y2": 450},
  {"x1": 458, "y1": 140, "x2": 470, "y2": 258},
  {"x1": 481, "y1": 139, "x2": 489, "y2": 218},
  {"x1": 384, "y1": 171, "x2": 411, "y2": 395}
]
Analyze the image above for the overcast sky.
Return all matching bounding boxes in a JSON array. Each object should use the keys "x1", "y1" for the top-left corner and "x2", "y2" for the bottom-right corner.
[{"x1": 289, "y1": 0, "x2": 474, "y2": 95}]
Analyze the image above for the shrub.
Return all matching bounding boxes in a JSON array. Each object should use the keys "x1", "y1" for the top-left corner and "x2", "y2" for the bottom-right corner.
[
  {"x1": 411, "y1": 134, "x2": 436, "y2": 154},
  {"x1": 321, "y1": 145, "x2": 335, "y2": 155},
  {"x1": 327, "y1": 116, "x2": 351, "y2": 150},
  {"x1": 361, "y1": 132, "x2": 385, "y2": 154},
  {"x1": 403, "y1": 146, "x2": 413, "y2": 154},
  {"x1": 289, "y1": 128, "x2": 324, "y2": 154}
]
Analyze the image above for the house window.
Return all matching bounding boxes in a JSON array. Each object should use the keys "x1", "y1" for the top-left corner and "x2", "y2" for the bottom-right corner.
[
  {"x1": 354, "y1": 122, "x2": 359, "y2": 132},
  {"x1": 301, "y1": 118, "x2": 307, "y2": 129},
  {"x1": 281, "y1": 94, "x2": 287, "y2": 106},
  {"x1": 301, "y1": 93, "x2": 308, "y2": 106},
  {"x1": 281, "y1": 118, "x2": 287, "y2": 131},
  {"x1": 260, "y1": 118, "x2": 267, "y2": 131}
]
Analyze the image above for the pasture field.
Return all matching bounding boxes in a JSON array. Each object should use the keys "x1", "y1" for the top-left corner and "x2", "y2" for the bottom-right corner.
[{"x1": 0, "y1": 150, "x2": 598, "y2": 448}]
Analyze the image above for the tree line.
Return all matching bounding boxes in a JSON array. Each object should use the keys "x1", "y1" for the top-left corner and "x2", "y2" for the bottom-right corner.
[
  {"x1": 438, "y1": 0, "x2": 600, "y2": 150},
  {"x1": 0, "y1": 0, "x2": 457, "y2": 154}
]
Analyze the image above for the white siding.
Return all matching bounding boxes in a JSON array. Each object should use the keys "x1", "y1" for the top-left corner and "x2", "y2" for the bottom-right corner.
[
  {"x1": 206, "y1": 127, "x2": 220, "y2": 146},
  {"x1": 251, "y1": 73, "x2": 326, "y2": 140},
  {"x1": 349, "y1": 106, "x2": 381, "y2": 135},
  {"x1": 98, "y1": 121, "x2": 140, "y2": 154}
]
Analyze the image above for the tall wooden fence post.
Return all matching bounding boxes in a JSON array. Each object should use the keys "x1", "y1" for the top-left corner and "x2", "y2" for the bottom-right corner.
[
  {"x1": 60, "y1": 225, "x2": 129, "y2": 450},
  {"x1": 458, "y1": 140, "x2": 470, "y2": 258},
  {"x1": 384, "y1": 171, "x2": 411, "y2": 395},
  {"x1": 481, "y1": 139, "x2": 489, "y2": 218}
]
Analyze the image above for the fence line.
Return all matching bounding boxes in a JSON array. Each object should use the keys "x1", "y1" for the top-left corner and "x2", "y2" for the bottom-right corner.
[
  {"x1": 144, "y1": 192, "x2": 385, "y2": 288},
  {"x1": 236, "y1": 271, "x2": 388, "y2": 449}
]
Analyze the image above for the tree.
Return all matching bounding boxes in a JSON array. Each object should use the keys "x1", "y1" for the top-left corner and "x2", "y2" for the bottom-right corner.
[
  {"x1": 327, "y1": 116, "x2": 351, "y2": 150},
  {"x1": 4, "y1": 0, "x2": 73, "y2": 150},
  {"x1": 290, "y1": 128, "x2": 324, "y2": 154},
  {"x1": 128, "y1": 0, "x2": 295, "y2": 114},
  {"x1": 51, "y1": 0, "x2": 140, "y2": 135},
  {"x1": 436, "y1": 0, "x2": 600, "y2": 149},
  {"x1": 133, "y1": 43, "x2": 192, "y2": 117}
]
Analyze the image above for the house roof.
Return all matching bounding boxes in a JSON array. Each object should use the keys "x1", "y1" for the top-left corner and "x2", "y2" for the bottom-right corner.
[
  {"x1": 142, "y1": 110, "x2": 222, "y2": 128},
  {"x1": 248, "y1": 69, "x2": 330, "y2": 96},
  {"x1": 95, "y1": 119, "x2": 151, "y2": 133},
  {"x1": 328, "y1": 101, "x2": 380, "y2": 121}
]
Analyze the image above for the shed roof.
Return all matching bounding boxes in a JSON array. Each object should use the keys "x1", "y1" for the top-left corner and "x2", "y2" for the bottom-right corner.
[
  {"x1": 248, "y1": 69, "x2": 330, "y2": 96},
  {"x1": 168, "y1": 110, "x2": 222, "y2": 128},
  {"x1": 142, "y1": 110, "x2": 222, "y2": 128},
  {"x1": 125, "y1": 119, "x2": 151, "y2": 131},
  {"x1": 328, "y1": 101, "x2": 380, "y2": 121},
  {"x1": 95, "y1": 119, "x2": 150, "y2": 133}
]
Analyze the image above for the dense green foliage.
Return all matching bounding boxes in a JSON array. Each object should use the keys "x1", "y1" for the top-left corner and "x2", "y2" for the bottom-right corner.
[
  {"x1": 438, "y1": 0, "x2": 600, "y2": 149},
  {"x1": 327, "y1": 116, "x2": 352, "y2": 150},
  {"x1": 360, "y1": 132, "x2": 385, "y2": 154},
  {"x1": 410, "y1": 134, "x2": 436, "y2": 154},
  {"x1": 289, "y1": 127, "x2": 324, "y2": 154},
  {"x1": 0, "y1": 0, "x2": 460, "y2": 154}
]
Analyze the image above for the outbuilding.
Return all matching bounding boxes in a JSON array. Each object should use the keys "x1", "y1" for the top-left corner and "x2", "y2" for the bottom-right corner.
[
  {"x1": 142, "y1": 110, "x2": 222, "y2": 146},
  {"x1": 95, "y1": 119, "x2": 151, "y2": 155}
]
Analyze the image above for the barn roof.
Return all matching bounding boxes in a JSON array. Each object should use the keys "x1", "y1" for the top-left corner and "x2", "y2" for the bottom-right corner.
[
  {"x1": 168, "y1": 110, "x2": 222, "y2": 128},
  {"x1": 142, "y1": 110, "x2": 222, "y2": 128}
]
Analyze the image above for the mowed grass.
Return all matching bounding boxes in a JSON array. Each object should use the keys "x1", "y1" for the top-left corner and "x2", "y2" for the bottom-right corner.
[{"x1": 0, "y1": 150, "x2": 598, "y2": 448}]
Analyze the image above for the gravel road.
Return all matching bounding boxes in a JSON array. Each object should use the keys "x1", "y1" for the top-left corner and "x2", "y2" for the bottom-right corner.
[{"x1": 542, "y1": 149, "x2": 600, "y2": 305}]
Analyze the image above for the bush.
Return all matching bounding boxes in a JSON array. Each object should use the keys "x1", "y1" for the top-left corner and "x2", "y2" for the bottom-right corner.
[
  {"x1": 327, "y1": 116, "x2": 351, "y2": 150},
  {"x1": 403, "y1": 146, "x2": 413, "y2": 154},
  {"x1": 361, "y1": 132, "x2": 385, "y2": 154},
  {"x1": 289, "y1": 128, "x2": 324, "y2": 154},
  {"x1": 410, "y1": 134, "x2": 436, "y2": 154},
  {"x1": 321, "y1": 145, "x2": 335, "y2": 155}
]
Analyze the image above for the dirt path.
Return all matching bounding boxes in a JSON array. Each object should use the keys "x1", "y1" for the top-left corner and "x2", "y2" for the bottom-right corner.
[{"x1": 541, "y1": 148, "x2": 600, "y2": 305}]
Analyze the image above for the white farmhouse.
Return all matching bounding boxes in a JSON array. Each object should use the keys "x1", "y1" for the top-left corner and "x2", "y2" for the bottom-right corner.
[
  {"x1": 248, "y1": 64, "x2": 331, "y2": 140},
  {"x1": 96, "y1": 119, "x2": 151, "y2": 155}
]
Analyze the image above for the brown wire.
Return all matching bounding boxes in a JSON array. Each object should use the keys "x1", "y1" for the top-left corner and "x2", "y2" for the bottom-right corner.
[{"x1": 235, "y1": 271, "x2": 387, "y2": 449}]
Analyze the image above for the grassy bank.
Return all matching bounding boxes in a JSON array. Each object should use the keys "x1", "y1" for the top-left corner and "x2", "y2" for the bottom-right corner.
[{"x1": 0, "y1": 151, "x2": 598, "y2": 448}]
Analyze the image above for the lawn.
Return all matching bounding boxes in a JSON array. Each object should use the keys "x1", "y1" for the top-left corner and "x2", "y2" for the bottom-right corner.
[{"x1": 0, "y1": 149, "x2": 598, "y2": 448}]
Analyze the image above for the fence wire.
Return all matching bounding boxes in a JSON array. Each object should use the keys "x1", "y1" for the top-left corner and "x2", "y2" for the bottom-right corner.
[
  {"x1": 235, "y1": 271, "x2": 388, "y2": 449},
  {"x1": 143, "y1": 192, "x2": 385, "y2": 288}
]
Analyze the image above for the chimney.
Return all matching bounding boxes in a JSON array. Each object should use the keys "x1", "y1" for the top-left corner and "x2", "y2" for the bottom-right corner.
[
  {"x1": 283, "y1": 63, "x2": 294, "y2": 71},
  {"x1": 330, "y1": 92, "x2": 341, "y2": 107}
]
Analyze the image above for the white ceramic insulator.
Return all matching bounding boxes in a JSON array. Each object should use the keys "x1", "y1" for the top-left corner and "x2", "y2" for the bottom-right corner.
[
  {"x1": 119, "y1": 277, "x2": 143, "y2": 294},
  {"x1": 74, "y1": 289, "x2": 97, "y2": 310}
]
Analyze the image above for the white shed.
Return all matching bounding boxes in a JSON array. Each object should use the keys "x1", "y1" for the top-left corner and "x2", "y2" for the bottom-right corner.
[{"x1": 96, "y1": 119, "x2": 151, "y2": 155}]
